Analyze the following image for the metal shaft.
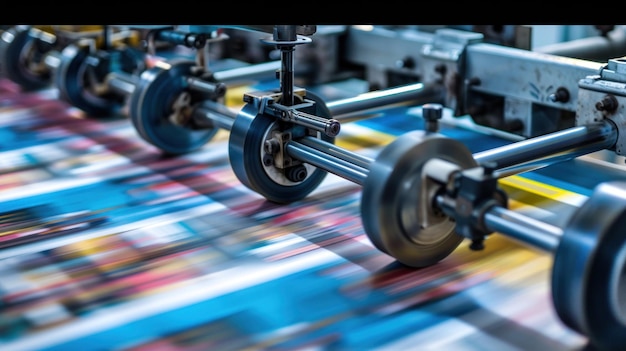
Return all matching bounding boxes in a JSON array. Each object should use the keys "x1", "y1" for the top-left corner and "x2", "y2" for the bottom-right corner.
[
  {"x1": 285, "y1": 119, "x2": 618, "y2": 189},
  {"x1": 212, "y1": 60, "x2": 281, "y2": 84},
  {"x1": 473, "y1": 121, "x2": 617, "y2": 178},
  {"x1": 434, "y1": 122, "x2": 620, "y2": 253},
  {"x1": 186, "y1": 76, "x2": 226, "y2": 96},
  {"x1": 43, "y1": 50, "x2": 63, "y2": 72},
  {"x1": 106, "y1": 71, "x2": 140, "y2": 96},
  {"x1": 190, "y1": 98, "x2": 382, "y2": 185},
  {"x1": 286, "y1": 137, "x2": 372, "y2": 185},
  {"x1": 191, "y1": 81, "x2": 439, "y2": 135},
  {"x1": 535, "y1": 25, "x2": 626, "y2": 62},
  {"x1": 327, "y1": 82, "x2": 445, "y2": 119},
  {"x1": 482, "y1": 205, "x2": 562, "y2": 251},
  {"x1": 191, "y1": 100, "x2": 239, "y2": 130},
  {"x1": 155, "y1": 29, "x2": 206, "y2": 49},
  {"x1": 435, "y1": 193, "x2": 562, "y2": 252}
]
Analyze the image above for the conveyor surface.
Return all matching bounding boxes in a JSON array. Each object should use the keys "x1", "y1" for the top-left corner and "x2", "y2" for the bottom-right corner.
[{"x1": 0, "y1": 77, "x2": 615, "y2": 350}]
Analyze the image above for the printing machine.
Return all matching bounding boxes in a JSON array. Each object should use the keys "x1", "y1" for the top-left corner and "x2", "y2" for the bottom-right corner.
[{"x1": 0, "y1": 24, "x2": 626, "y2": 350}]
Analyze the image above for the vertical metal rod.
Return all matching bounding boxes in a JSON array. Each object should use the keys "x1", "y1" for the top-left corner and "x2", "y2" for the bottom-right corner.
[
  {"x1": 274, "y1": 25, "x2": 297, "y2": 106},
  {"x1": 102, "y1": 25, "x2": 110, "y2": 50}
]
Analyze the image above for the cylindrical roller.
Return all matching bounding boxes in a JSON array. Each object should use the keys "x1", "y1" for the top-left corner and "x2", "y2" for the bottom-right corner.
[
  {"x1": 327, "y1": 82, "x2": 445, "y2": 120},
  {"x1": 0, "y1": 25, "x2": 58, "y2": 91},
  {"x1": 446, "y1": 181, "x2": 626, "y2": 351},
  {"x1": 358, "y1": 118, "x2": 619, "y2": 268},
  {"x1": 285, "y1": 138, "x2": 370, "y2": 185},
  {"x1": 550, "y1": 181, "x2": 626, "y2": 351},
  {"x1": 228, "y1": 90, "x2": 334, "y2": 203},
  {"x1": 55, "y1": 43, "x2": 146, "y2": 117},
  {"x1": 128, "y1": 60, "x2": 221, "y2": 155},
  {"x1": 212, "y1": 60, "x2": 280, "y2": 84},
  {"x1": 360, "y1": 131, "x2": 477, "y2": 267},
  {"x1": 474, "y1": 120, "x2": 617, "y2": 177},
  {"x1": 535, "y1": 25, "x2": 626, "y2": 62},
  {"x1": 106, "y1": 71, "x2": 140, "y2": 96},
  {"x1": 154, "y1": 29, "x2": 207, "y2": 49},
  {"x1": 190, "y1": 82, "x2": 446, "y2": 148}
]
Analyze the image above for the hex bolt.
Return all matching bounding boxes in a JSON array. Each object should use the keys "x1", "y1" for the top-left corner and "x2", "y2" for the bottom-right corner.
[
  {"x1": 264, "y1": 138, "x2": 280, "y2": 154},
  {"x1": 467, "y1": 77, "x2": 481, "y2": 87},
  {"x1": 285, "y1": 164, "x2": 308, "y2": 182},
  {"x1": 481, "y1": 161, "x2": 497, "y2": 176},
  {"x1": 422, "y1": 103, "x2": 443, "y2": 133},
  {"x1": 595, "y1": 95, "x2": 618, "y2": 113},
  {"x1": 469, "y1": 238, "x2": 485, "y2": 251},
  {"x1": 262, "y1": 153, "x2": 274, "y2": 167},
  {"x1": 548, "y1": 87, "x2": 570, "y2": 103},
  {"x1": 395, "y1": 56, "x2": 415, "y2": 70},
  {"x1": 434, "y1": 63, "x2": 447, "y2": 75}
]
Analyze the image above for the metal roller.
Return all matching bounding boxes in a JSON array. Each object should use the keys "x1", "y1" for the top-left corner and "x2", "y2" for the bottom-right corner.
[
  {"x1": 354, "y1": 112, "x2": 622, "y2": 349},
  {"x1": 53, "y1": 42, "x2": 277, "y2": 153},
  {"x1": 0, "y1": 25, "x2": 70, "y2": 91},
  {"x1": 0, "y1": 25, "x2": 138, "y2": 92},
  {"x1": 130, "y1": 56, "x2": 433, "y2": 156},
  {"x1": 438, "y1": 176, "x2": 626, "y2": 351},
  {"x1": 228, "y1": 90, "x2": 335, "y2": 204},
  {"x1": 127, "y1": 60, "x2": 223, "y2": 155},
  {"x1": 223, "y1": 23, "x2": 450, "y2": 203},
  {"x1": 358, "y1": 104, "x2": 616, "y2": 265},
  {"x1": 51, "y1": 26, "x2": 280, "y2": 121},
  {"x1": 54, "y1": 43, "x2": 146, "y2": 117},
  {"x1": 224, "y1": 81, "x2": 447, "y2": 202},
  {"x1": 224, "y1": 99, "x2": 626, "y2": 350}
]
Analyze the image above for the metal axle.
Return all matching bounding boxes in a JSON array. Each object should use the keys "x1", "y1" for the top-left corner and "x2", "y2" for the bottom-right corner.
[
  {"x1": 288, "y1": 118, "x2": 618, "y2": 188},
  {"x1": 191, "y1": 82, "x2": 440, "y2": 142}
]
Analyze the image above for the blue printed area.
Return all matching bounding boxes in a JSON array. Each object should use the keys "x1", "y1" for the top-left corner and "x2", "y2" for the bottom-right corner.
[
  {"x1": 355, "y1": 106, "x2": 511, "y2": 152},
  {"x1": 0, "y1": 124, "x2": 70, "y2": 151},
  {"x1": 0, "y1": 175, "x2": 215, "y2": 244},
  {"x1": 0, "y1": 78, "x2": 606, "y2": 350},
  {"x1": 41, "y1": 261, "x2": 482, "y2": 351}
]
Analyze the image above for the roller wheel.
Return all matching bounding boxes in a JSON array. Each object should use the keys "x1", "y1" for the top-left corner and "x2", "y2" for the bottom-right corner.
[
  {"x1": 129, "y1": 60, "x2": 218, "y2": 155},
  {"x1": 55, "y1": 44, "x2": 146, "y2": 118},
  {"x1": 551, "y1": 181, "x2": 626, "y2": 351},
  {"x1": 228, "y1": 91, "x2": 333, "y2": 204},
  {"x1": 0, "y1": 26, "x2": 52, "y2": 91},
  {"x1": 361, "y1": 131, "x2": 478, "y2": 267}
]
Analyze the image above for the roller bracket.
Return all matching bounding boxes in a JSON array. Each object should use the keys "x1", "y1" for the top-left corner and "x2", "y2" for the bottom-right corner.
[{"x1": 445, "y1": 162, "x2": 508, "y2": 248}]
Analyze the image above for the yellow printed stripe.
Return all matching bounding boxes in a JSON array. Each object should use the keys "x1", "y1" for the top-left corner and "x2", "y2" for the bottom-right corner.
[
  {"x1": 335, "y1": 131, "x2": 395, "y2": 150},
  {"x1": 225, "y1": 85, "x2": 254, "y2": 108},
  {"x1": 335, "y1": 123, "x2": 395, "y2": 150},
  {"x1": 499, "y1": 175, "x2": 587, "y2": 206},
  {"x1": 499, "y1": 176, "x2": 565, "y2": 198}
]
